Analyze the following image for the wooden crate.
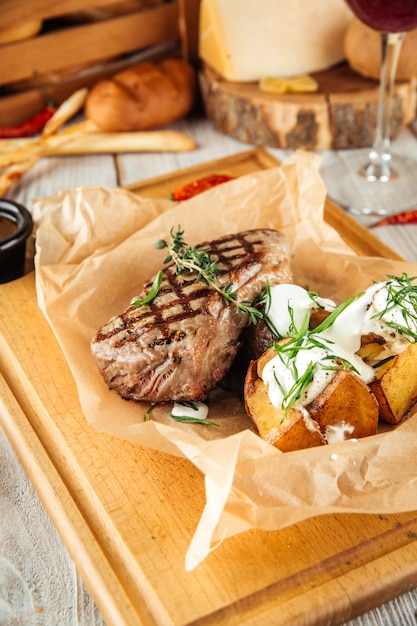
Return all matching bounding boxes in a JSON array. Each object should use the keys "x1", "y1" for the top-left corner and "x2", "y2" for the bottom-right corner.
[{"x1": 0, "y1": 0, "x2": 201, "y2": 126}]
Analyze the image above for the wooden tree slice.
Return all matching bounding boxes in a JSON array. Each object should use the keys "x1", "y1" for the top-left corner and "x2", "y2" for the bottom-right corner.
[{"x1": 199, "y1": 63, "x2": 417, "y2": 150}]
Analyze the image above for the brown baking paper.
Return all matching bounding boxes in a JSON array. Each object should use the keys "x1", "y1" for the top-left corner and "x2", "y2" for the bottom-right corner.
[{"x1": 32, "y1": 150, "x2": 417, "y2": 571}]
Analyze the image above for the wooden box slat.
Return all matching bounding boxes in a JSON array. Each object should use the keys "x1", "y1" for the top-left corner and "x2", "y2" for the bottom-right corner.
[
  {"x1": 2, "y1": 0, "x2": 146, "y2": 29},
  {"x1": 0, "y1": 4, "x2": 180, "y2": 86},
  {"x1": 0, "y1": 0, "x2": 200, "y2": 126}
]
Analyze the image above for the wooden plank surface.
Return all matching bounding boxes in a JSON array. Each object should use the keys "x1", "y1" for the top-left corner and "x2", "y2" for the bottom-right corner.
[{"x1": 1, "y1": 149, "x2": 417, "y2": 626}]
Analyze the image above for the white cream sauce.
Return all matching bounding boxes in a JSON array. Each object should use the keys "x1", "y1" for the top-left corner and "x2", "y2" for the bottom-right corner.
[
  {"x1": 361, "y1": 281, "x2": 415, "y2": 356},
  {"x1": 262, "y1": 339, "x2": 340, "y2": 409},
  {"x1": 266, "y1": 283, "x2": 336, "y2": 337},
  {"x1": 172, "y1": 401, "x2": 209, "y2": 420},
  {"x1": 324, "y1": 421, "x2": 355, "y2": 444},
  {"x1": 322, "y1": 279, "x2": 414, "y2": 363},
  {"x1": 262, "y1": 278, "x2": 417, "y2": 414}
]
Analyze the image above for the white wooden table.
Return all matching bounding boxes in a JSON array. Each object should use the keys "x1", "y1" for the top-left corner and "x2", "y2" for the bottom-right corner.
[{"x1": 1, "y1": 114, "x2": 417, "y2": 626}]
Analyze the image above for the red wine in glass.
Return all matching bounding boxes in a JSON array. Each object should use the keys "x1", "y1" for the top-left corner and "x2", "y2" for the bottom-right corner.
[
  {"x1": 321, "y1": 0, "x2": 417, "y2": 217},
  {"x1": 345, "y1": 0, "x2": 417, "y2": 32}
]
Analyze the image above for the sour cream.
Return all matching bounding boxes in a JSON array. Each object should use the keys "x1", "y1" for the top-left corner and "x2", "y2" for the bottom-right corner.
[
  {"x1": 325, "y1": 422, "x2": 355, "y2": 444},
  {"x1": 262, "y1": 338, "x2": 343, "y2": 410},
  {"x1": 261, "y1": 277, "x2": 417, "y2": 415},
  {"x1": 266, "y1": 283, "x2": 336, "y2": 337},
  {"x1": 322, "y1": 279, "x2": 415, "y2": 363},
  {"x1": 172, "y1": 401, "x2": 209, "y2": 420},
  {"x1": 361, "y1": 281, "x2": 415, "y2": 356}
]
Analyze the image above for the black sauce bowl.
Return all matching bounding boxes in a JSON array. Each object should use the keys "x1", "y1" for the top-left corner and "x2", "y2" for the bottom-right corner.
[{"x1": 0, "y1": 199, "x2": 34, "y2": 284}]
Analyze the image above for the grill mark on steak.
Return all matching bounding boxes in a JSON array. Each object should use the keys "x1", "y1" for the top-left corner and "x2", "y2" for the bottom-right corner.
[
  {"x1": 96, "y1": 232, "x2": 262, "y2": 344},
  {"x1": 98, "y1": 276, "x2": 214, "y2": 349},
  {"x1": 91, "y1": 228, "x2": 293, "y2": 403}
]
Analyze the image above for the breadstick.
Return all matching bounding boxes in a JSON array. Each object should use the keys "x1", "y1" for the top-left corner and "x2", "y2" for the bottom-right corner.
[
  {"x1": 43, "y1": 130, "x2": 196, "y2": 154},
  {"x1": 0, "y1": 119, "x2": 98, "y2": 169},
  {"x1": 0, "y1": 141, "x2": 41, "y2": 168},
  {"x1": 0, "y1": 129, "x2": 195, "y2": 161},
  {"x1": 0, "y1": 88, "x2": 89, "y2": 169},
  {"x1": 42, "y1": 87, "x2": 88, "y2": 136},
  {"x1": 0, "y1": 155, "x2": 39, "y2": 196},
  {"x1": 0, "y1": 138, "x2": 33, "y2": 153},
  {"x1": 0, "y1": 119, "x2": 97, "y2": 195}
]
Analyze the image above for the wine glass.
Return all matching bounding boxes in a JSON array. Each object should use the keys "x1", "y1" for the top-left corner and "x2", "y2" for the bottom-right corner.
[{"x1": 320, "y1": 0, "x2": 417, "y2": 219}]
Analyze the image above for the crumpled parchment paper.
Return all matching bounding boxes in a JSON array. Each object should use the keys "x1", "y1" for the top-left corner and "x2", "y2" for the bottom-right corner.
[{"x1": 32, "y1": 150, "x2": 417, "y2": 570}]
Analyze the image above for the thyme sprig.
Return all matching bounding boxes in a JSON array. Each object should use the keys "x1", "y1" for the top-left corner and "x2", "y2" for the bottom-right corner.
[
  {"x1": 155, "y1": 226, "x2": 264, "y2": 324},
  {"x1": 371, "y1": 273, "x2": 417, "y2": 342}
]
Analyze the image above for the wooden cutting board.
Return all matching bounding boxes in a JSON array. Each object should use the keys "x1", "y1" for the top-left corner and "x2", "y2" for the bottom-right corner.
[
  {"x1": 0, "y1": 149, "x2": 415, "y2": 626},
  {"x1": 199, "y1": 63, "x2": 417, "y2": 150}
]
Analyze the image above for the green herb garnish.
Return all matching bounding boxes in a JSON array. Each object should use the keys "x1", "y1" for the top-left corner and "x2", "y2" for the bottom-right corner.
[
  {"x1": 170, "y1": 401, "x2": 219, "y2": 426},
  {"x1": 152, "y1": 226, "x2": 264, "y2": 323},
  {"x1": 143, "y1": 400, "x2": 218, "y2": 426},
  {"x1": 131, "y1": 270, "x2": 163, "y2": 307},
  {"x1": 169, "y1": 413, "x2": 219, "y2": 426},
  {"x1": 371, "y1": 273, "x2": 417, "y2": 342},
  {"x1": 143, "y1": 402, "x2": 162, "y2": 421},
  {"x1": 311, "y1": 291, "x2": 365, "y2": 335},
  {"x1": 271, "y1": 330, "x2": 357, "y2": 417},
  {"x1": 268, "y1": 292, "x2": 366, "y2": 417}
]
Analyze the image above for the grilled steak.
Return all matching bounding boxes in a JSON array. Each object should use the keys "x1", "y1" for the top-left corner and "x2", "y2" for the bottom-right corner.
[{"x1": 91, "y1": 229, "x2": 293, "y2": 403}]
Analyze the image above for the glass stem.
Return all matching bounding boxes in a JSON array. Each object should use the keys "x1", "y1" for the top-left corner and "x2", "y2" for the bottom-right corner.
[{"x1": 362, "y1": 31, "x2": 405, "y2": 182}]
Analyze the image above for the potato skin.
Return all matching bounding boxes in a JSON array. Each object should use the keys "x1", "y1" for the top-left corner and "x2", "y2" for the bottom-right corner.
[
  {"x1": 244, "y1": 345, "x2": 379, "y2": 452},
  {"x1": 369, "y1": 343, "x2": 417, "y2": 424},
  {"x1": 306, "y1": 369, "x2": 379, "y2": 439},
  {"x1": 244, "y1": 358, "x2": 325, "y2": 452}
]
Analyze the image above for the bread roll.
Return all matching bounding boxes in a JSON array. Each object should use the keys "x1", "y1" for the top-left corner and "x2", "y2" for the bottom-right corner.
[
  {"x1": 344, "y1": 19, "x2": 417, "y2": 81},
  {"x1": 84, "y1": 58, "x2": 197, "y2": 132}
]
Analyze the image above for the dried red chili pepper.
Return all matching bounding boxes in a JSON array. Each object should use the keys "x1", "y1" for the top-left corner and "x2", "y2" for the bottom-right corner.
[
  {"x1": 0, "y1": 105, "x2": 57, "y2": 139},
  {"x1": 371, "y1": 209, "x2": 417, "y2": 227},
  {"x1": 171, "y1": 174, "x2": 236, "y2": 201}
]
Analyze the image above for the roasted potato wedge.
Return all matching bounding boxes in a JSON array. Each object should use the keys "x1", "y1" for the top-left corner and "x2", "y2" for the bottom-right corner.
[
  {"x1": 309, "y1": 306, "x2": 332, "y2": 330},
  {"x1": 357, "y1": 332, "x2": 387, "y2": 362},
  {"x1": 244, "y1": 345, "x2": 379, "y2": 452},
  {"x1": 244, "y1": 357, "x2": 325, "y2": 451},
  {"x1": 368, "y1": 343, "x2": 417, "y2": 424},
  {"x1": 357, "y1": 341, "x2": 385, "y2": 361},
  {"x1": 306, "y1": 368, "x2": 379, "y2": 441}
]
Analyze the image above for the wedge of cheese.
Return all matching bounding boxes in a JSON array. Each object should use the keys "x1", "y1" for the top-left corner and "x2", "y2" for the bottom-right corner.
[{"x1": 199, "y1": 0, "x2": 353, "y2": 82}]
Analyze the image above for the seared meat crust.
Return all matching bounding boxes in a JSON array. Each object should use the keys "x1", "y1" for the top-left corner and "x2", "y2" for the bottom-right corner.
[{"x1": 91, "y1": 229, "x2": 293, "y2": 402}]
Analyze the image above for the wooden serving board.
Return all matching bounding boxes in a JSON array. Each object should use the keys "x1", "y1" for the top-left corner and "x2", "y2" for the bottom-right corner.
[
  {"x1": 199, "y1": 63, "x2": 417, "y2": 150},
  {"x1": 0, "y1": 149, "x2": 415, "y2": 626},
  {"x1": 125, "y1": 148, "x2": 403, "y2": 260}
]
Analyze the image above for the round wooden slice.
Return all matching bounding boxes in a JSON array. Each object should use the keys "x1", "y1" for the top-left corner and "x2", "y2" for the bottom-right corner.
[{"x1": 199, "y1": 62, "x2": 417, "y2": 150}]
